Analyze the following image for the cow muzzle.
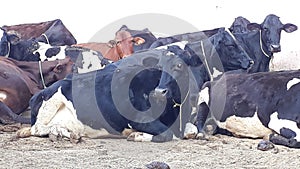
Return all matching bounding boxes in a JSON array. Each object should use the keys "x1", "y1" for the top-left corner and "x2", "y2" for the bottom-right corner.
[{"x1": 270, "y1": 44, "x2": 281, "y2": 53}]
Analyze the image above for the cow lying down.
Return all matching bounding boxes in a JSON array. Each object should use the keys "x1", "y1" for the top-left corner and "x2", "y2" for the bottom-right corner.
[
  {"x1": 17, "y1": 50, "x2": 179, "y2": 143},
  {"x1": 188, "y1": 70, "x2": 300, "y2": 148}
]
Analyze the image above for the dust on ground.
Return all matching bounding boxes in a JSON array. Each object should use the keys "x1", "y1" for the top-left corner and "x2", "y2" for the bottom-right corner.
[{"x1": 0, "y1": 124, "x2": 300, "y2": 169}]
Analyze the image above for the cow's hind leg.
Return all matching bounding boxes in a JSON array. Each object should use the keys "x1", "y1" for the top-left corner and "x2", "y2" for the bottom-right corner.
[
  {"x1": 0, "y1": 101, "x2": 31, "y2": 124},
  {"x1": 269, "y1": 133, "x2": 300, "y2": 148}
]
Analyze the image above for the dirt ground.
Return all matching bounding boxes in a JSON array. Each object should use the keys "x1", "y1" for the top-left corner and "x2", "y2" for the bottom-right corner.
[{"x1": 0, "y1": 124, "x2": 299, "y2": 169}]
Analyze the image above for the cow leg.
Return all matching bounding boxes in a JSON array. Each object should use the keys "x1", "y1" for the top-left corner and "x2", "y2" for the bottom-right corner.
[
  {"x1": 128, "y1": 119, "x2": 174, "y2": 142},
  {"x1": 269, "y1": 133, "x2": 300, "y2": 148},
  {"x1": 196, "y1": 102, "x2": 210, "y2": 132},
  {"x1": 0, "y1": 101, "x2": 31, "y2": 124}
]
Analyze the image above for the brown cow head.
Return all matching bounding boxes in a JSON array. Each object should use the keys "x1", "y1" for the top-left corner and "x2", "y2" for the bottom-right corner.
[
  {"x1": 114, "y1": 30, "x2": 145, "y2": 59},
  {"x1": 40, "y1": 57, "x2": 73, "y2": 89}
]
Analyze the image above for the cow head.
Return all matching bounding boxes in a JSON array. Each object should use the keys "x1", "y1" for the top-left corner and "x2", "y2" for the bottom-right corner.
[
  {"x1": 229, "y1": 16, "x2": 251, "y2": 34},
  {"x1": 119, "y1": 25, "x2": 157, "y2": 51},
  {"x1": 114, "y1": 30, "x2": 145, "y2": 59},
  {"x1": 41, "y1": 57, "x2": 73, "y2": 88},
  {"x1": 247, "y1": 14, "x2": 297, "y2": 53},
  {"x1": 210, "y1": 28, "x2": 253, "y2": 71},
  {"x1": 0, "y1": 28, "x2": 40, "y2": 61},
  {"x1": 0, "y1": 28, "x2": 19, "y2": 57}
]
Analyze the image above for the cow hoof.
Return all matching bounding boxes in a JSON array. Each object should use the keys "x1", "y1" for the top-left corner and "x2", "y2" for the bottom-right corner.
[
  {"x1": 16, "y1": 127, "x2": 32, "y2": 138},
  {"x1": 257, "y1": 140, "x2": 275, "y2": 151},
  {"x1": 195, "y1": 132, "x2": 210, "y2": 140},
  {"x1": 70, "y1": 133, "x2": 82, "y2": 144},
  {"x1": 183, "y1": 122, "x2": 198, "y2": 139},
  {"x1": 127, "y1": 132, "x2": 153, "y2": 142},
  {"x1": 145, "y1": 161, "x2": 170, "y2": 169},
  {"x1": 49, "y1": 133, "x2": 63, "y2": 142}
]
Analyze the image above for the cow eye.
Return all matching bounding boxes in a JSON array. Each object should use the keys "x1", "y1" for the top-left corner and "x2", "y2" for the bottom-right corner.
[
  {"x1": 175, "y1": 63, "x2": 183, "y2": 70},
  {"x1": 116, "y1": 41, "x2": 121, "y2": 45}
]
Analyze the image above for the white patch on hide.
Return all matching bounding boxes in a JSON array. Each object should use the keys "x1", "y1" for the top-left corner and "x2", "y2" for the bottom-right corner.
[
  {"x1": 155, "y1": 41, "x2": 188, "y2": 50},
  {"x1": 77, "y1": 51, "x2": 106, "y2": 74},
  {"x1": 31, "y1": 87, "x2": 85, "y2": 139},
  {"x1": 212, "y1": 67, "x2": 223, "y2": 78},
  {"x1": 286, "y1": 78, "x2": 300, "y2": 91},
  {"x1": 0, "y1": 91, "x2": 7, "y2": 101},
  {"x1": 33, "y1": 42, "x2": 66, "y2": 61},
  {"x1": 268, "y1": 112, "x2": 300, "y2": 141},
  {"x1": 198, "y1": 87, "x2": 210, "y2": 105},
  {"x1": 216, "y1": 112, "x2": 273, "y2": 138}
]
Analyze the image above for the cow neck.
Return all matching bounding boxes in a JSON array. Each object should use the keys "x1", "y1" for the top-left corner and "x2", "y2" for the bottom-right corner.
[
  {"x1": 259, "y1": 30, "x2": 271, "y2": 58},
  {"x1": 38, "y1": 61, "x2": 47, "y2": 89},
  {"x1": 173, "y1": 90, "x2": 190, "y2": 133},
  {"x1": 200, "y1": 40, "x2": 213, "y2": 81}
]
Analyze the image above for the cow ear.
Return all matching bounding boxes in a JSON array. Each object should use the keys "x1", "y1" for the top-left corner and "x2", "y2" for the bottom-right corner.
[
  {"x1": 7, "y1": 34, "x2": 20, "y2": 44},
  {"x1": 53, "y1": 58, "x2": 71, "y2": 73},
  {"x1": 247, "y1": 23, "x2": 261, "y2": 31},
  {"x1": 119, "y1": 25, "x2": 128, "y2": 31},
  {"x1": 107, "y1": 40, "x2": 116, "y2": 48},
  {"x1": 283, "y1": 23, "x2": 298, "y2": 33},
  {"x1": 134, "y1": 37, "x2": 145, "y2": 45}
]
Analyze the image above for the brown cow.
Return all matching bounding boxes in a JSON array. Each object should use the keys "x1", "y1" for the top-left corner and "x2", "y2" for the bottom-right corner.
[
  {"x1": 73, "y1": 30, "x2": 145, "y2": 61},
  {"x1": 1, "y1": 19, "x2": 77, "y2": 46},
  {"x1": 0, "y1": 57, "x2": 73, "y2": 124}
]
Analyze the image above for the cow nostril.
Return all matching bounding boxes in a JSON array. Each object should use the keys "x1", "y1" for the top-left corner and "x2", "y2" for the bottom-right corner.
[
  {"x1": 154, "y1": 88, "x2": 168, "y2": 97},
  {"x1": 161, "y1": 89, "x2": 168, "y2": 95}
]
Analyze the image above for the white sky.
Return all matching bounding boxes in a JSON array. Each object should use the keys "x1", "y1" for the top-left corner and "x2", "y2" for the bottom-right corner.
[{"x1": 2, "y1": 0, "x2": 299, "y2": 53}]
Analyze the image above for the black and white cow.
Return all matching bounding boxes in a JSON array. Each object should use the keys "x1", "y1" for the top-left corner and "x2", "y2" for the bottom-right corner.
[
  {"x1": 17, "y1": 49, "x2": 182, "y2": 142},
  {"x1": 149, "y1": 28, "x2": 220, "y2": 49},
  {"x1": 152, "y1": 28, "x2": 253, "y2": 137},
  {"x1": 232, "y1": 14, "x2": 297, "y2": 73},
  {"x1": 197, "y1": 70, "x2": 300, "y2": 148}
]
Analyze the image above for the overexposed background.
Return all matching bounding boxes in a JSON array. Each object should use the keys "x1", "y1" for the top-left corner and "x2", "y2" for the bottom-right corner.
[{"x1": 1, "y1": 0, "x2": 299, "y2": 68}]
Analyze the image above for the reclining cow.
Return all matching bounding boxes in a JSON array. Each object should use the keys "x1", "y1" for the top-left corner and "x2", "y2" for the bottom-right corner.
[
  {"x1": 73, "y1": 29, "x2": 145, "y2": 62},
  {"x1": 17, "y1": 49, "x2": 169, "y2": 142},
  {"x1": 1, "y1": 19, "x2": 77, "y2": 46},
  {"x1": 0, "y1": 57, "x2": 73, "y2": 124},
  {"x1": 196, "y1": 70, "x2": 300, "y2": 148}
]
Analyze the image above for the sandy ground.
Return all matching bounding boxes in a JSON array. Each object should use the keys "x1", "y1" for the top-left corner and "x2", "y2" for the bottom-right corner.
[
  {"x1": 1, "y1": 51, "x2": 300, "y2": 169},
  {"x1": 1, "y1": 124, "x2": 300, "y2": 169}
]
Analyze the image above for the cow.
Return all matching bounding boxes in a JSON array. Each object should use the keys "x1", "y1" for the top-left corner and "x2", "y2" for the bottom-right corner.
[
  {"x1": 73, "y1": 29, "x2": 145, "y2": 61},
  {"x1": 152, "y1": 28, "x2": 253, "y2": 139},
  {"x1": 149, "y1": 28, "x2": 220, "y2": 49},
  {"x1": 0, "y1": 57, "x2": 73, "y2": 124},
  {"x1": 196, "y1": 70, "x2": 300, "y2": 148},
  {"x1": 16, "y1": 49, "x2": 184, "y2": 142},
  {"x1": 1, "y1": 19, "x2": 77, "y2": 46},
  {"x1": 118, "y1": 25, "x2": 157, "y2": 51},
  {"x1": 229, "y1": 16, "x2": 251, "y2": 34},
  {"x1": 232, "y1": 14, "x2": 297, "y2": 73},
  {"x1": 0, "y1": 27, "x2": 112, "y2": 72}
]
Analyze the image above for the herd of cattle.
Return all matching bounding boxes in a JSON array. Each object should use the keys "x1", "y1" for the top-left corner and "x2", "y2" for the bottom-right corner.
[{"x1": 1, "y1": 14, "x2": 300, "y2": 149}]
